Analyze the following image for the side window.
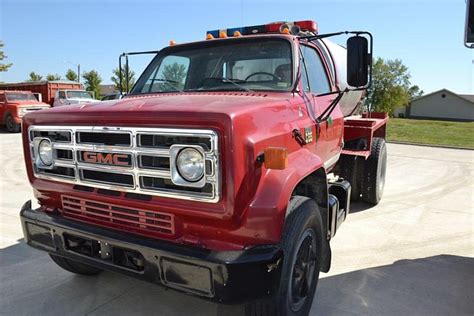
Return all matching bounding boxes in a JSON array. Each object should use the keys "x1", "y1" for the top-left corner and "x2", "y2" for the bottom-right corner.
[
  {"x1": 58, "y1": 91, "x2": 66, "y2": 99},
  {"x1": 0, "y1": 94, "x2": 5, "y2": 103},
  {"x1": 301, "y1": 45, "x2": 331, "y2": 94}
]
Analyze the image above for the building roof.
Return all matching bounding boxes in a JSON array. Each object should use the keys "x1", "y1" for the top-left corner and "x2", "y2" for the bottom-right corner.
[
  {"x1": 100, "y1": 84, "x2": 117, "y2": 95},
  {"x1": 459, "y1": 94, "x2": 474, "y2": 103},
  {"x1": 411, "y1": 88, "x2": 474, "y2": 105}
]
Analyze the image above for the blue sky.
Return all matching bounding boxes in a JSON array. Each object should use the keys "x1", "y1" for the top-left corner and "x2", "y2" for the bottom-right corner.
[{"x1": 1, "y1": 0, "x2": 473, "y2": 94}]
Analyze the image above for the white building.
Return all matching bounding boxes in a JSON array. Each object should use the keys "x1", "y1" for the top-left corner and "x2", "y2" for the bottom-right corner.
[{"x1": 394, "y1": 89, "x2": 474, "y2": 122}]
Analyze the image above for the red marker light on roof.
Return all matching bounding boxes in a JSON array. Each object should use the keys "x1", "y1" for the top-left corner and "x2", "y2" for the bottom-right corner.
[
  {"x1": 265, "y1": 21, "x2": 285, "y2": 33},
  {"x1": 294, "y1": 20, "x2": 318, "y2": 33}
]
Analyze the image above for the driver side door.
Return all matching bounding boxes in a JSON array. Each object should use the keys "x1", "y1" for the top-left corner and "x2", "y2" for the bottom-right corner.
[{"x1": 300, "y1": 44, "x2": 344, "y2": 168}]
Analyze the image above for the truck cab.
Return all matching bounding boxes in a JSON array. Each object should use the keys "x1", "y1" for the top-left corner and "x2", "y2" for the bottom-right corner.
[
  {"x1": 52, "y1": 89, "x2": 96, "y2": 107},
  {"x1": 0, "y1": 90, "x2": 50, "y2": 132},
  {"x1": 19, "y1": 21, "x2": 387, "y2": 316}
]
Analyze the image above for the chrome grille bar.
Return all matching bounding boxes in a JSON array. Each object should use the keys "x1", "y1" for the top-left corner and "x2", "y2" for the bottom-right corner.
[{"x1": 29, "y1": 126, "x2": 220, "y2": 203}]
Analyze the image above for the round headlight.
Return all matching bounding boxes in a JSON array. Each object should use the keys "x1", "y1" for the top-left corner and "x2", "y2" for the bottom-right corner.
[
  {"x1": 176, "y1": 148, "x2": 204, "y2": 182},
  {"x1": 38, "y1": 139, "x2": 53, "y2": 166}
]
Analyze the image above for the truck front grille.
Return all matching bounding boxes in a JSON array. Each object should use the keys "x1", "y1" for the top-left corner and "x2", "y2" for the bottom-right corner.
[
  {"x1": 61, "y1": 195, "x2": 175, "y2": 236},
  {"x1": 29, "y1": 126, "x2": 220, "y2": 202}
]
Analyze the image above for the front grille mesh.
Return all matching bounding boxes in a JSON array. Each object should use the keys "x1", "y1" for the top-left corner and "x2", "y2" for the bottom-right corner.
[
  {"x1": 62, "y1": 195, "x2": 175, "y2": 236},
  {"x1": 29, "y1": 126, "x2": 220, "y2": 202}
]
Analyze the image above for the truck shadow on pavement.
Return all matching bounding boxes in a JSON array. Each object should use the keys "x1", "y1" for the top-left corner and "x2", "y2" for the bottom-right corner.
[
  {"x1": 0, "y1": 126, "x2": 12, "y2": 134},
  {"x1": 349, "y1": 201, "x2": 377, "y2": 214},
  {"x1": 1, "y1": 240, "x2": 473, "y2": 316}
]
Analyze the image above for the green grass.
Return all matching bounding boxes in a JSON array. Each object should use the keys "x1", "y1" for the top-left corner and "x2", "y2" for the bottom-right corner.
[{"x1": 387, "y1": 118, "x2": 474, "y2": 149}]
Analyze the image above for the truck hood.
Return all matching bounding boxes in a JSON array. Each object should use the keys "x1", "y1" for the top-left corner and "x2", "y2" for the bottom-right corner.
[{"x1": 26, "y1": 91, "x2": 295, "y2": 120}]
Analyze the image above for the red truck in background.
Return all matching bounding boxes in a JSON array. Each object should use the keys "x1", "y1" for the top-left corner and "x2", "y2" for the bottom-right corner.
[
  {"x1": 0, "y1": 81, "x2": 95, "y2": 107},
  {"x1": 0, "y1": 90, "x2": 50, "y2": 132},
  {"x1": 19, "y1": 21, "x2": 388, "y2": 316}
]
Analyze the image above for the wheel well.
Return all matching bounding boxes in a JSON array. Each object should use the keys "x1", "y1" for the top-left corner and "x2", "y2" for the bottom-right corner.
[
  {"x1": 290, "y1": 167, "x2": 332, "y2": 272},
  {"x1": 291, "y1": 168, "x2": 328, "y2": 241},
  {"x1": 292, "y1": 168, "x2": 328, "y2": 210},
  {"x1": 3, "y1": 111, "x2": 12, "y2": 125}
]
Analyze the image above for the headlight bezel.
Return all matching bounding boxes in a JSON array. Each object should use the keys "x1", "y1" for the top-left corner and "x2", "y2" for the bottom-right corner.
[
  {"x1": 33, "y1": 137, "x2": 54, "y2": 169},
  {"x1": 170, "y1": 144, "x2": 206, "y2": 188}
]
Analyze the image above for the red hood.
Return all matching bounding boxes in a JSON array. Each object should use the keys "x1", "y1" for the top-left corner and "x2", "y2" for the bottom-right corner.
[{"x1": 28, "y1": 91, "x2": 291, "y2": 118}]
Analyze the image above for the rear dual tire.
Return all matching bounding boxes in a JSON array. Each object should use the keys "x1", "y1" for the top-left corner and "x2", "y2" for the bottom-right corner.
[
  {"x1": 361, "y1": 137, "x2": 387, "y2": 205},
  {"x1": 338, "y1": 137, "x2": 387, "y2": 205}
]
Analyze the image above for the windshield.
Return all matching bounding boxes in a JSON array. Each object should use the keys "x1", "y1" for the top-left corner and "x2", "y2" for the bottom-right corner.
[
  {"x1": 66, "y1": 91, "x2": 93, "y2": 99},
  {"x1": 131, "y1": 38, "x2": 293, "y2": 94},
  {"x1": 6, "y1": 93, "x2": 37, "y2": 101}
]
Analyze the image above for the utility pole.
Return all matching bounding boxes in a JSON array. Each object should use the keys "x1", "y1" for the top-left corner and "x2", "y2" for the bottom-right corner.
[{"x1": 64, "y1": 60, "x2": 81, "y2": 83}]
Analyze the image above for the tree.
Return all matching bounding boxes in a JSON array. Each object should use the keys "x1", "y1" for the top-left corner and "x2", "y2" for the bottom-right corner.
[
  {"x1": 162, "y1": 62, "x2": 186, "y2": 89},
  {"x1": 82, "y1": 70, "x2": 102, "y2": 99},
  {"x1": 65, "y1": 69, "x2": 78, "y2": 81},
  {"x1": 0, "y1": 41, "x2": 13, "y2": 72},
  {"x1": 366, "y1": 58, "x2": 423, "y2": 116},
  {"x1": 111, "y1": 65, "x2": 135, "y2": 93},
  {"x1": 28, "y1": 71, "x2": 43, "y2": 81},
  {"x1": 46, "y1": 73, "x2": 62, "y2": 81}
]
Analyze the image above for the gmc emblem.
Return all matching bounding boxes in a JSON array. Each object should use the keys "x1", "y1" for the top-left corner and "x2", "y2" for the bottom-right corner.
[{"x1": 82, "y1": 152, "x2": 130, "y2": 166}]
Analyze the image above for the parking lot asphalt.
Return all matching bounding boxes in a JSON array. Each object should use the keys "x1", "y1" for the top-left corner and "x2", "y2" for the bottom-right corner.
[{"x1": 1, "y1": 129, "x2": 473, "y2": 316}]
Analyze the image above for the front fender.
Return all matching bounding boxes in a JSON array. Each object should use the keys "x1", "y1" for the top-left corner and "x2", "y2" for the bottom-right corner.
[{"x1": 231, "y1": 148, "x2": 325, "y2": 245}]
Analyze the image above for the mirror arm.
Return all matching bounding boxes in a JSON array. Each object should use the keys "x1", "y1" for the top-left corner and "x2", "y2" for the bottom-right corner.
[
  {"x1": 316, "y1": 88, "x2": 348, "y2": 123},
  {"x1": 117, "y1": 49, "x2": 161, "y2": 96}
]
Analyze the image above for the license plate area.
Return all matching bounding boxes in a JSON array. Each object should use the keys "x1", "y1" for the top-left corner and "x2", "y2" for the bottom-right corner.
[{"x1": 63, "y1": 233, "x2": 145, "y2": 272}]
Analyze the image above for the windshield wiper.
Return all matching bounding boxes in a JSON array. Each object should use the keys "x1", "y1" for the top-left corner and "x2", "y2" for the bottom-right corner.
[
  {"x1": 149, "y1": 78, "x2": 184, "y2": 93},
  {"x1": 201, "y1": 77, "x2": 254, "y2": 93}
]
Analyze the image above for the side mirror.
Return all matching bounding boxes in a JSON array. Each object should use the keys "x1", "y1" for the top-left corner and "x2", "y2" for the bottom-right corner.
[
  {"x1": 347, "y1": 36, "x2": 369, "y2": 87},
  {"x1": 466, "y1": 0, "x2": 474, "y2": 48}
]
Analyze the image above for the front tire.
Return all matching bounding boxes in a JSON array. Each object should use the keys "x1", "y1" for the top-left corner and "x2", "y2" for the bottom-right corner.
[
  {"x1": 5, "y1": 114, "x2": 20, "y2": 133},
  {"x1": 49, "y1": 254, "x2": 103, "y2": 276},
  {"x1": 246, "y1": 196, "x2": 323, "y2": 316}
]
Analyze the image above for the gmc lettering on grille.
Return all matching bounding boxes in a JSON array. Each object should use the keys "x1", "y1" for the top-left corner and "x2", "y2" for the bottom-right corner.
[{"x1": 82, "y1": 152, "x2": 130, "y2": 166}]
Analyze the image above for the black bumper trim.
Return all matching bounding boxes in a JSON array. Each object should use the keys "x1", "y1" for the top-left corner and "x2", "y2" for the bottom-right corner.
[{"x1": 20, "y1": 200, "x2": 282, "y2": 302}]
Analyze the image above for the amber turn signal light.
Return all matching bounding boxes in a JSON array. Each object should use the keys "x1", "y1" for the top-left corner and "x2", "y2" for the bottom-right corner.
[
  {"x1": 263, "y1": 147, "x2": 288, "y2": 170},
  {"x1": 219, "y1": 31, "x2": 228, "y2": 38}
]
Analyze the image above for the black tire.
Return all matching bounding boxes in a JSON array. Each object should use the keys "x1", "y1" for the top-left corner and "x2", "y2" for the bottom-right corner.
[
  {"x1": 337, "y1": 155, "x2": 363, "y2": 201},
  {"x1": 361, "y1": 137, "x2": 387, "y2": 205},
  {"x1": 49, "y1": 254, "x2": 103, "y2": 276},
  {"x1": 5, "y1": 114, "x2": 20, "y2": 133},
  {"x1": 246, "y1": 196, "x2": 323, "y2": 316}
]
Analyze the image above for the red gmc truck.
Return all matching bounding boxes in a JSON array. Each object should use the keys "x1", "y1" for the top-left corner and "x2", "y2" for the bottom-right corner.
[{"x1": 20, "y1": 21, "x2": 388, "y2": 316}]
